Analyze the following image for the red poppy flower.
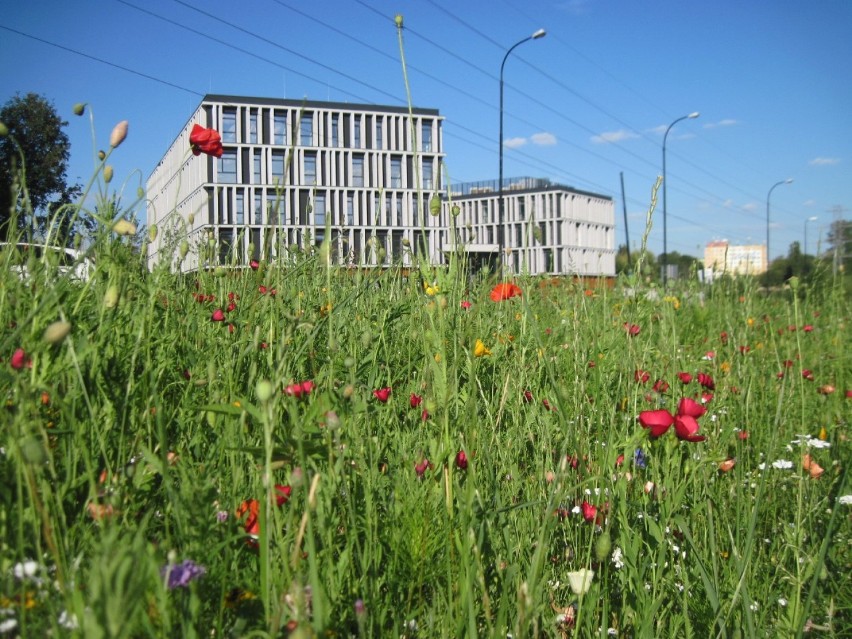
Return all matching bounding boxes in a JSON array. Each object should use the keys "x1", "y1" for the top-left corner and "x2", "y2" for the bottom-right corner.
[
  {"x1": 274, "y1": 484, "x2": 292, "y2": 506},
  {"x1": 634, "y1": 369, "x2": 650, "y2": 384},
  {"x1": 455, "y1": 450, "x2": 468, "y2": 470},
  {"x1": 581, "y1": 501, "x2": 597, "y2": 523},
  {"x1": 720, "y1": 331, "x2": 728, "y2": 345},
  {"x1": 250, "y1": 260, "x2": 259, "y2": 270},
  {"x1": 652, "y1": 379, "x2": 670, "y2": 394},
  {"x1": 373, "y1": 387, "x2": 392, "y2": 403},
  {"x1": 10, "y1": 348, "x2": 29, "y2": 370},
  {"x1": 189, "y1": 124, "x2": 224, "y2": 158},
  {"x1": 236, "y1": 498, "x2": 260, "y2": 537},
  {"x1": 490, "y1": 282, "x2": 522, "y2": 302},
  {"x1": 523, "y1": 389, "x2": 534, "y2": 403},
  {"x1": 638, "y1": 409, "x2": 675, "y2": 437},
  {"x1": 227, "y1": 301, "x2": 236, "y2": 312},
  {"x1": 409, "y1": 393, "x2": 423, "y2": 408},
  {"x1": 624, "y1": 322, "x2": 641, "y2": 336},
  {"x1": 414, "y1": 458, "x2": 432, "y2": 478},
  {"x1": 460, "y1": 300, "x2": 472, "y2": 309},
  {"x1": 677, "y1": 372, "x2": 693, "y2": 384},
  {"x1": 802, "y1": 369, "x2": 814, "y2": 381},
  {"x1": 211, "y1": 309, "x2": 226, "y2": 322},
  {"x1": 802, "y1": 324, "x2": 814, "y2": 333},
  {"x1": 697, "y1": 373, "x2": 715, "y2": 390},
  {"x1": 284, "y1": 380, "x2": 314, "y2": 398}
]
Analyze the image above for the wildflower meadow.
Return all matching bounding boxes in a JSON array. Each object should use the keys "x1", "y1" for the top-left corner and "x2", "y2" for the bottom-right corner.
[{"x1": 1, "y1": 79, "x2": 851, "y2": 639}]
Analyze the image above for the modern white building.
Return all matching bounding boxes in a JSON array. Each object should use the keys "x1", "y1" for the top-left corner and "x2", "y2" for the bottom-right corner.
[
  {"x1": 147, "y1": 94, "x2": 446, "y2": 271},
  {"x1": 146, "y1": 95, "x2": 615, "y2": 277},
  {"x1": 444, "y1": 177, "x2": 615, "y2": 276},
  {"x1": 703, "y1": 240, "x2": 767, "y2": 279}
]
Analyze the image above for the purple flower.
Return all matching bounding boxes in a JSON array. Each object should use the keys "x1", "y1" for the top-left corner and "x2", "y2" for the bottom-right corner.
[
  {"x1": 161, "y1": 559, "x2": 206, "y2": 589},
  {"x1": 633, "y1": 448, "x2": 647, "y2": 469}
]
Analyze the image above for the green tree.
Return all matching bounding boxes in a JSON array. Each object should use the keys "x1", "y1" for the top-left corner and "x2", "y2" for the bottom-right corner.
[
  {"x1": 0, "y1": 92, "x2": 80, "y2": 242},
  {"x1": 824, "y1": 218, "x2": 851, "y2": 273}
]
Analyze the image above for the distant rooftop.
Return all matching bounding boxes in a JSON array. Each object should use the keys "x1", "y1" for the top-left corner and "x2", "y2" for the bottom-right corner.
[
  {"x1": 447, "y1": 177, "x2": 611, "y2": 201},
  {"x1": 202, "y1": 94, "x2": 440, "y2": 116}
]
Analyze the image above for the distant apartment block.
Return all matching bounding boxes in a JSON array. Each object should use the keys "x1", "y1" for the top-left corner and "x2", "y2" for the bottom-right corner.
[
  {"x1": 703, "y1": 240, "x2": 767, "y2": 277},
  {"x1": 146, "y1": 95, "x2": 615, "y2": 277}
]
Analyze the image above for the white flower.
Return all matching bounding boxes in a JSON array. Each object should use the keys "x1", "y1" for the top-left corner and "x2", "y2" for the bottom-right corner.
[
  {"x1": 838, "y1": 495, "x2": 852, "y2": 506},
  {"x1": 611, "y1": 547, "x2": 624, "y2": 570},
  {"x1": 771, "y1": 460, "x2": 793, "y2": 470},
  {"x1": 750, "y1": 602, "x2": 759, "y2": 612},
  {"x1": 12, "y1": 560, "x2": 39, "y2": 580},
  {"x1": 805, "y1": 438, "x2": 831, "y2": 449},
  {"x1": 0, "y1": 618, "x2": 18, "y2": 634},
  {"x1": 567, "y1": 569, "x2": 594, "y2": 595},
  {"x1": 778, "y1": 598, "x2": 788, "y2": 607},
  {"x1": 58, "y1": 610, "x2": 79, "y2": 629}
]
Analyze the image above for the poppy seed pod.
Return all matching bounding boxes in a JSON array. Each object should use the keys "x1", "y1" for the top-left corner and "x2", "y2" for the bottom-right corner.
[
  {"x1": 110, "y1": 120, "x2": 128, "y2": 148},
  {"x1": 103, "y1": 165, "x2": 114, "y2": 183},
  {"x1": 179, "y1": 240, "x2": 190, "y2": 259},
  {"x1": 104, "y1": 284, "x2": 120, "y2": 309},
  {"x1": 394, "y1": 14, "x2": 403, "y2": 27},
  {"x1": 43, "y1": 320, "x2": 72, "y2": 344},
  {"x1": 429, "y1": 194, "x2": 441, "y2": 217},
  {"x1": 73, "y1": 103, "x2": 86, "y2": 116},
  {"x1": 148, "y1": 224, "x2": 158, "y2": 242},
  {"x1": 112, "y1": 219, "x2": 137, "y2": 236},
  {"x1": 451, "y1": 204, "x2": 460, "y2": 217}
]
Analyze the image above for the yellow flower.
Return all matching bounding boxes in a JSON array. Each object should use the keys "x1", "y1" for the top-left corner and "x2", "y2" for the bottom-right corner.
[
  {"x1": 474, "y1": 339, "x2": 492, "y2": 357},
  {"x1": 434, "y1": 353, "x2": 442, "y2": 363},
  {"x1": 747, "y1": 317, "x2": 755, "y2": 327},
  {"x1": 819, "y1": 426, "x2": 828, "y2": 440},
  {"x1": 424, "y1": 282, "x2": 439, "y2": 296},
  {"x1": 720, "y1": 361, "x2": 731, "y2": 374},
  {"x1": 663, "y1": 295, "x2": 680, "y2": 310}
]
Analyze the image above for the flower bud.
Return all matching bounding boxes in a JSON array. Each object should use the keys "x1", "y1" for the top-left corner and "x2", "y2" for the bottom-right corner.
[
  {"x1": 148, "y1": 224, "x2": 158, "y2": 242},
  {"x1": 104, "y1": 284, "x2": 120, "y2": 309},
  {"x1": 112, "y1": 219, "x2": 136, "y2": 236},
  {"x1": 43, "y1": 320, "x2": 72, "y2": 344},
  {"x1": 73, "y1": 103, "x2": 86, "y2": 116},
  {"x1": 256, "y1": 379, "x2": 274, "y2": 402},
  {"x1": 98, "y1": 150, "x2": 106, "y2": 161},
  {"x1": 429, "y1": 194, "x2": 441, "y2": 217},
  {"x1": 394, "y1": 14, "x2": 403, "y2": 27},
  {"x1": 188, "y1": 213, "x2": 195, "y2": 225},
  {"x1": 594, "y1": 529, "x2": 612, "y2": 562},
  {"x1": 103, "y1": 165, "x2": 114, "y2": 183},
  {"x1": 0, "y1": 122, "x2": 8, "y2": 137},
  {"x1": 137, "y1": 186, "x2": 144, "y2": 199},
  {"x1": 110, "y1": 120, "x2": 129, "y2": 148},
  {"x1": 451, "y1": 204, "x2": 460, "y2": 217},
  {"x1": 179, "y1": 240, "x2": 189, "y2": 259}
]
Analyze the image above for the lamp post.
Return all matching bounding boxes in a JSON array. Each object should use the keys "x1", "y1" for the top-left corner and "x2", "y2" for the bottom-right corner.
[
  {"x1": 766, "y1": 178, "x2": 793, "y2": 268},
  {"x1": 804, "y1": 215, "x2": 818, "y2": 256},
  {"x1": 661, "y1": 111, "x2": 699, "y2": 287},
  {"x1": 499, "y1": 28, "x2": 546, "y2": 274}
]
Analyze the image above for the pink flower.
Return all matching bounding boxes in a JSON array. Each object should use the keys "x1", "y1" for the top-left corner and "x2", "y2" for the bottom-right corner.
[
  {"x1": 460, "y1": 300, "x2": 472, "y2": 310},
  {"x1": 634, "y1": 369, "x2": 650, "y2": 384},
  {"x1": 802, "y1": 324, "x2": 814, "y2": 333},
  {"x1": 455, "y1": 450, "x2": 468, "y2": 470},
  {"x1": 581, "y1": 501, "x2": 597, "y2": 523},
  {"x1": 677, "y1": 372, "x2": 693, "y2": 384},
  {"x1": 373, "y1": 387, "x2": 392, "y2": 403},
  {"x1": 409, "y1": 393, "x2": 423, "y2": 408},
  {"x1": 414, "y1": 458, "x2": 432, "y2": 478},
  {"x1": 697, "y1": 372, "x2": 715, "y2": 390},
  {"x1": 652, "y1": 379, "x2": 670, "y2": 394},
  {"x1": 211, "y1": 309, "x2": 226, "y2": 322},
  {"x1": 802, "y1": 369, "x2": 815, "y2": 381},
  {"x1": 250, "y1": 260, "x2": 259, "y2": 270}
]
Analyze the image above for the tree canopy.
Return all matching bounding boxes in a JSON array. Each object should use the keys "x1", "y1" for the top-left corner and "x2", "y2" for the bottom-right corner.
[{"x1": 0, "y1": 92, "x2": 79, "y2": 241}]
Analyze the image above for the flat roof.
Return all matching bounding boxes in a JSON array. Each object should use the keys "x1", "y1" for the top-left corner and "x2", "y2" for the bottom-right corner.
[{"x1": 203, "y1": 94, "x2": 441, "y2": 117}]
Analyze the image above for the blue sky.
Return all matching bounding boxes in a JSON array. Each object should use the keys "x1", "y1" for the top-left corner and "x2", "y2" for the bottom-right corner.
[{"x1": 1, "y1": 0, "x2": 849, "y2": 260}]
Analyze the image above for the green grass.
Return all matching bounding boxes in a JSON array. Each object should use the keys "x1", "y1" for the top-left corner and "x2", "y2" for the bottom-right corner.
[{"x1": 1, "y1": 219, "x2": 849, "y2": 637}]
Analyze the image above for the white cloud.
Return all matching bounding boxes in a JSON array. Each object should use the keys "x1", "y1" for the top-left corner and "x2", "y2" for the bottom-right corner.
[
  {"x1": 556, "y1": 0, "x2": 591, "y2": 15},
  {"x1": 591, "y1": 129, "x2": 638, "y2": 144},
  {"x1": 703, "y1": 119, "x2": 738, "y2": 129},
  {"x1": 721, "y1": 199, "x2": 734, "y2": 209},
  {"x1": 531, "y1": 132, "x2": 557, "y2": 146},
  {"x1": 809, "y1": 157, "x2": 841, "y2": 166},
  {"x1": 741, "y1": 202, "x2": 759, "y2": 212},
  {"x1": 803, "y1": 199, "x2": 816, "y2": 207},
  {"x1": 503, "y1": 137, "x2": 527, "y2": 149}
]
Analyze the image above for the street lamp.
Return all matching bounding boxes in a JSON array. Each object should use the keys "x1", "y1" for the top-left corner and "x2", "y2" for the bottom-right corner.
[
  {"x1": 499, "y1": 28, "x2": 546, "y2": 274},
  {"x1": 661, "y1": 112, "x2": 699, "y2": 287},
  {"x1": 804, "y1": 215, "x2": 818, "y2": 256},
  {"x1": 766, "y1": 178, "x2": 793, "y2": 267}
]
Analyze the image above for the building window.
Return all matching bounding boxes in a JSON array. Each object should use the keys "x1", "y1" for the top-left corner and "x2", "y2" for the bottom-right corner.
[
  {"x1": 422, "y1": 158, "x2": 434, "y2": 190},
  {"x1": 390, "y1": 156, "x2": 402, "y2": 188},
  {"x1": 305, "y1": 153, "x2": 317, "y2": 184},
  {"x1": 375, "y1": 118, "x2": 383, "y2": 150},
  {"x1": 346, "y1": 193, "x2": 354, "y2": 226},
  {"x1": 222, "y1": 109, "x2": 236, "y2": 143},
  {"x1": 300, "y1": 113, "x2": 313, "y2": 145},
  {"x1": 219, "y1": 150, "x2": 237, "y2": 183},
  {"x1": 353, "y1": 155, "x2": 364, "y2": 187},
  {"x1": 271, "y1": 151, "x2": 285, "y2": 182},
  {"x1": 331, "y1": 115, "x2": 339, "y2": 147},
  {"x1": 267, "y1": 194, "x2": 279, "y2": 224},
  {"x1": 253, "y1": 151, "x2": 262, "y2": 183},
  {"x1": 396, "y1": 194, "x2": 403, "y2": 226},
  {"x1": 254, "y1": 193, "x2": 262, "y2": 224},
  {"x1": 236, "y1": 191, "x2": 244, "y2": 225},
  {"x1": 314, "y1": 194, "x2": 326, "y2": 226},
  {"x1": 421, "y1": 121, "x2": 432, "y2": 152},
  {"x1": 273, "y1": 112, "x2": 286, "y2": 145},
  {"x1": 482, "y1": 200, "x2": 489, "y2": 224},
  {"x1": 248, "y1": 111, "x2": 258, "y2": 144},
  {"x1": 354, "y1": 117, "x2": 361, "y2": 148}
]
